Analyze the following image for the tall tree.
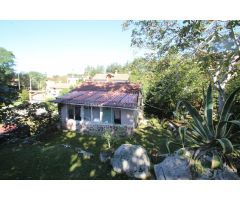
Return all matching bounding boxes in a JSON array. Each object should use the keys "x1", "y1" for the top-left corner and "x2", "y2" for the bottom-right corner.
[
  {"x1": 17, "y1": 71, "x2": 47, "y2": 90},
  {"x1": 123, "y1": 20, "x2": 240, "y2": 114},
  {"x1": 106, "y1": 63, "x2": 127, "y2": 73},
  {"x1": 0, "y1": 47, "x2": 18, "y2": 108},
  {"x1": 84, "y1": 65, "x2": 104, "y2": 77},
  {"x1": 28, "y1": 71, "x2": 47, "y2": 90}
]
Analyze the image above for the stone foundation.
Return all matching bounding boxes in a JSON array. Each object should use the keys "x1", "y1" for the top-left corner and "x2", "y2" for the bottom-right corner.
[{"x1": 64, "y1": 119, "x2": 134, "y2": 135}]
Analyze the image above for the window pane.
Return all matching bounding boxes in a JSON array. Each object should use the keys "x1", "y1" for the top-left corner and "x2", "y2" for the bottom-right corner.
[
  {"x1": 113, "y1": 108, "x2": 121, "y2": 124},
  {"x1": 102, "y1": 107, "x2": 112, "y2": 123},
  {"x1": 84, "y1": 106, "x2": 91, "y2": 121},
  {"x1": 68, "y1": 106, "x2": 74, "y2": 119},
  {"x1": 75, "y1": 106, "x2": 81, "y2": 121},
  {"x1": 92, "y1": 107, "x2": 100, "y2": 122}
]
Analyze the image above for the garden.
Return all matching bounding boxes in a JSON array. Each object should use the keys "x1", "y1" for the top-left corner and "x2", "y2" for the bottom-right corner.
[
  {"x1": 0, "y1": 120, "x2": 170, "y2": 180},
  {"x1": 1, "y1": 20, "x2": 240, "y2": 180}
]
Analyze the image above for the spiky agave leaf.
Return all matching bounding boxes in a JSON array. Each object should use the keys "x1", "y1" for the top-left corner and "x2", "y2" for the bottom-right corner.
[
  {"x1": 217, "y1": 87, "x2": 240, "y2": 137},
  {"x1": 177, "y1": 100, "x2": 211, "y2": 141},
  {"x1": 216, "y1": 138, "x2": 234, "y2": 154},
  {"x1": 178, "y1": 126, "x2": 186, "y2": 148},
  {"x1": 211, "y1": 154, "x2": 222, "y2": 169},
  {"x1": 166, "y1": 140, "x2": 173, "y2": 154}
]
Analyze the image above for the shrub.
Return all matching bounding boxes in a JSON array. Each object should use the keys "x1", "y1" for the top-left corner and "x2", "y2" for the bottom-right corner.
[
  {"x1": 1, "y1": 101, "x2": 58, "y2": 137},
  {"x1": 166, "y1": 84, "x2": 240, "y2": 167}
]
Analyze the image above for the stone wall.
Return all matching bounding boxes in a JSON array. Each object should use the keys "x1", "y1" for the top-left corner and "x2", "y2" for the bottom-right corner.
[{"x1": 65, "y1": 119, "x2": 134, "y2": 135}]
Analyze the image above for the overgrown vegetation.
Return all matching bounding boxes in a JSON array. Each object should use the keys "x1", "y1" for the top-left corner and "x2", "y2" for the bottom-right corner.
[
  {"x1": 1, "y1": 20, "x2": 240, "y2": 179},
  {"x1": 165, "y1": 84, "x2": 240, "y2": 173},
  {"x1": 1, "y1": 102, "x2": 58, "y2": 137}
]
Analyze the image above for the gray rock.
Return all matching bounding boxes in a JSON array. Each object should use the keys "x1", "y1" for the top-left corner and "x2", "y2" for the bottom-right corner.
[
  {"x1": 111, "y1": 144, "x2": 151, "y2": 179},
  {"x1": 197, "y1": 165, "x2": 240, "y2": 180},
  {"x1": 197, "y1": 168, "x2": 214, "y2": 180},
  {"x1": 61, "y1": 144, "x2": 71, "y2": 148},
  {"x1": 154, "y1": 155, "x2": 192, "y2": 180},
  {"x1": 100, "y1": 151, "x2": 113, "y2": 162},
  {"x1": 75, "y1": 147, "x2": 94, "y2": 159},
  {"x1": 214, "y1": 166, "x2": 240, "y2": 180}
]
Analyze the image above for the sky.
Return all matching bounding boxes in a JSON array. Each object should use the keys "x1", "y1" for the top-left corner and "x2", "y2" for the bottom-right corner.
[{"x1": 0, "y1": 20, "x2": 141, "y2": 76}]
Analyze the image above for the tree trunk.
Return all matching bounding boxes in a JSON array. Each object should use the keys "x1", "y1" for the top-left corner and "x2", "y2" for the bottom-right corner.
[{"x1": 217, "y1": 89, "x2": 225, "y2": 116}]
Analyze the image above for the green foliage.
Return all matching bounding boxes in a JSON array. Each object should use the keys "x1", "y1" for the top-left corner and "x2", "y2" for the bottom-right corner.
[
  {"x1": 1, "y1": 102, "x2": 58, "y2": 136},
  {"x1": 124, "y1": 20, "x2": 240, "y2": 116},
  {"x1": 84, "y1": 65, "x2": 104, "y2": 77},
  {"x1": 0, "y1": 47, "x2": 18, "y2": 108},
  {"x1": 19, "y1": 89, "x2": 29, "y2": 102},
  {"x1": 102, "y1": 131, "x2": 113, "y2": 149},
  {"x1": 170, "y1": 84, "x2": 240, "y2": 156},
  {"x1": 17, "y1": 71, "x2": 47, "y2": 90},
  {"x1": 144, "y1": 56, "x2": 209, "y2": 118},
  {"x1": 106, "y1": 63, "x2": 127, "y2": 73},
  {"x1": 59, "y1": 84, "x2": 76, "y2": 96}
]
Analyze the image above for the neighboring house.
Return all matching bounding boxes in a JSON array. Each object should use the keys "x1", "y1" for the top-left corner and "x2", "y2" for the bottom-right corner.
[
  {"x1": 92, "y1": 72, "x2": 130, "y2": 82},
  {"x1": 46, "y1": 76, "x2": 81, "y2": 99},
  {"x1": 67, "y1": 77, "x2": 80, "y2": 86},
  {"x1": 52, "y1": 81, "x2": 143, "y2": 135},
  {"x1": 30, "y1": 90, "x2": 46, "y2": 103},
  {"x1": 46, "y1": 80, "x2": 69, "y2": 99}
]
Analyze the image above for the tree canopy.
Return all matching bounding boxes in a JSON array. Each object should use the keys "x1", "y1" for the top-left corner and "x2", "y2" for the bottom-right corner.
[
  {"x1": 0, "y1": 47, "x2": 18, "y2": 108},
  {"x1": 84, "y1": 65, "x2": 104, "y2": 77},
  {"x1": 123, "y1": 20, "x2": 240, "y2": 115}
]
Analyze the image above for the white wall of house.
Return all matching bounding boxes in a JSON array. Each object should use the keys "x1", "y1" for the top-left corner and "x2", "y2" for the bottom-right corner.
[
  {"x1": 59, "y1": 104, "x2": 137, "y2": 132},
  {"x1": 121, "y1": 109, "x2": 135, "y2": 126}
]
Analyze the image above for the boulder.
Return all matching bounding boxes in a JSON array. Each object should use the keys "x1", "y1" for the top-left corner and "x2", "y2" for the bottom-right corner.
[
  {"x1": 111, "y1": 144, "x2": 151, "y2": 179},
  {"x1": 100, "y1": 150, "x2": 113, "y2": 163},
  {"x1": 214, "y1": 166, "x2": 240, "y2": 180},
  {"x1": 154, "y1": 155, "x2": 192, "y2": 180},
  {"x1": 75, "y1": 147, "x2": 94, "y2": 159},
  {"x1": 197, "y1": 166, "x2": 240, "y2": 180}
]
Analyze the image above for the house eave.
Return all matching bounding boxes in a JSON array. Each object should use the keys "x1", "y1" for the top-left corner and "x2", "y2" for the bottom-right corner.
[{"x1": 50, "y1": 100, "x2": 138, "y2": 111}]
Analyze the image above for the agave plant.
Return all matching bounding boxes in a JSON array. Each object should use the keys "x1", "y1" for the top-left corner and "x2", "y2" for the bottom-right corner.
[{"x1": 167, "y1": 84, "x2": 240, "y2": 156}]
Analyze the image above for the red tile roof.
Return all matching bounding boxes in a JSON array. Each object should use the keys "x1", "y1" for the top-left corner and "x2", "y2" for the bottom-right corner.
[{"x1": 52, "y1": 82, "x2": 141, "y2": 109}]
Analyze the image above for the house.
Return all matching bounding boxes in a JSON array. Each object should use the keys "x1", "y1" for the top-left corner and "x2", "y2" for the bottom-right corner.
[
  {"x1": 52, "y1": 81, "x2": 143, "y2": 135},
  {"x1": 46, "y1": 80, "x2": 69, "y2": 98},
  {"x1": 46, "y1": 76, "x2": 82, "y2": 99},
  {"x1": 92, "y1": 72, "x2": 130, "y2": 82},
  {"x1": 67, "y1": 77, "x2": 80, "y2": 86},
  {"x1": 30, "y1": 90, "x2": 46, "y2": 103}
]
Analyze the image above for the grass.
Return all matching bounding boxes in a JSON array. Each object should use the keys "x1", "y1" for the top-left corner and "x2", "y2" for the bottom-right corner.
[{"x1": 0, "y1": 124, "x2": 173, "y2": 180}]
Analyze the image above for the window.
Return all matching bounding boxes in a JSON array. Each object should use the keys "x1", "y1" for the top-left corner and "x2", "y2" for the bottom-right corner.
[
  {"x1": 92, "y1": 107, "x2": 100, "y2": 122},
  {"x1": 68, "y1": 106, "x2": 74, "y2": 119},
  {"x1": 84, "y1": 106, "x2": 91, "y2": 121},
  {"x1": 75, "y1": 106, "x2": 81, "y2": 121},
  {"x1": 102, "y1": 107, "x2": 112, "y2": 123},
  {"x1": 113, "y1": 108, "x2": 121, "y2": 124}
]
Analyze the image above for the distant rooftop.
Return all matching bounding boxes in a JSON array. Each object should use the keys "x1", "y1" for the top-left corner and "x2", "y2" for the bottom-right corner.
[{"x1": 92, "y1": 73, "x2": 129, "y2": 82}]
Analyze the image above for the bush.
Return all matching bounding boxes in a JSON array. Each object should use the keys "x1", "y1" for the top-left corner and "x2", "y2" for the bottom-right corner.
[
  {"x1": 1, "y1": 101, "x2": 58, "y2": 137},
  {"x1": 165, "y1": 84, "x2": 240, "y2": 168},
  {"x1": 144, "y1": 60, "x2": 208, "y2": 119},
  {"x1": 19, "y1": 89, "x2": 29, "y2": 102}
]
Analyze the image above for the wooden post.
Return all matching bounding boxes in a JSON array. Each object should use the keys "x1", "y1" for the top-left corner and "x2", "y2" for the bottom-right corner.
[
  {"x1": 81, "y1": 106, "x2": 84, "y2": 121},
  {"x1": 100, "y1": 107, "x2": 103, "y2": 122}
]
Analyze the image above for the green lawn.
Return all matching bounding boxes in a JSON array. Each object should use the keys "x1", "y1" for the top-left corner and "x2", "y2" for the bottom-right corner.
[{"x1": 0, "y1": 125, "x2": 172, "y2": 180}]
